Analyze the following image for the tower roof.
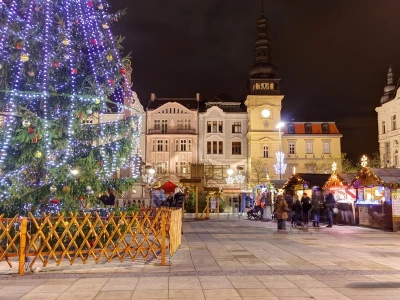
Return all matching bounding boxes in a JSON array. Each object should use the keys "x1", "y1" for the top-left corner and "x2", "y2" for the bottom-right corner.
[
  {"x1": 380, "y1": 66, "x2": 396, "y2": 104},
  {"x1": 248, "y1": 1, "x2": 278, "y2": 79}
]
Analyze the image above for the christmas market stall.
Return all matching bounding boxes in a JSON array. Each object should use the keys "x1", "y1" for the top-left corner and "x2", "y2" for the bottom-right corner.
[
  {"x1": 323, "y1": 170, "x2": 357, "y2": 225},
  {"x1": 282, "y1": 173, "x2": 331, "y2": 221},
  {"x1": 351, "y1": 166, "x2": 400, "y2": 231}
]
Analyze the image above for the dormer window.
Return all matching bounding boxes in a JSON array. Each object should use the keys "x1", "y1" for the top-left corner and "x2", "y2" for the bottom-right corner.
[
  {"x1": 304, "y1": 123, "x2": 312, "y2": 134},
  {"x1": 288, "y1": 123, "x2": 295, "y2": 134},
  {"x1": 321, "y1": 123, "x2": 330, "y2": 134}
]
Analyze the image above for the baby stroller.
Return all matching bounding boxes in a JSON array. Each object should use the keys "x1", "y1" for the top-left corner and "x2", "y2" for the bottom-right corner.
[
  {"x1": 291, "y1": 213, "x2": 304, "y2": 227},
  {"x1": 247, "y1": 206, "x2": 263, "y2": 220}
]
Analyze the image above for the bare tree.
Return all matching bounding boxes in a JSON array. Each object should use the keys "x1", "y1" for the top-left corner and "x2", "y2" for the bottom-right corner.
[{"x1": 249, "y1": 158, "x2": 268, "y2": 186}]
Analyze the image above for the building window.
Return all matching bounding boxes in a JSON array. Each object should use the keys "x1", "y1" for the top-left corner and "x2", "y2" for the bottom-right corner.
[
  {"x1": 213, "y1": 121, "x2": 217, "y2": 133},
  {"x1": 177, "y1": 119, "x2": 183, "y2": 130},
  {"x1": 161, "y1": 120, "x2": 167, "y2": 133},
  {"x1": 207, "y1": 121, "x2": 212, "y2": 133},
  {"x1": 180, "y1": 161, "x2": 187, "y2": 174},
  {"x1": 304, "y1": 123, "x2": 312, "y2": 134},
  {"x1": 321, "y1": 123, "x2": 330, "y2": 134},
  {"x1": 188, "y1": 139, "x2": 192, "y2": 151},
  {"x1": 156, "y1": 162, "x2": 163, "y2": 173},
  {"x1": 165, "y1": 140, "x2": 168, "y2": 152},
  {"x1": 382, "y1": 121, "x2": 386, "y2": 134},
  {"x1": 175, "y1": 140, "x2": 179, "y2": 152},
  {"x1": 184, "y1": 119, "x2": 191, "y2": 130},
  {"x1": 322, "y1": 141, "x2": 330, "y2": 154},
  {"x1": 175, "y1": 161, "x2": 179, "y2": 173},
  {"x1": 305, "y1": 141, "x2": 313, "y2": 154},
  {"x1": 263, "y1": 146, "x2": 269, "y2": 158},
  {"x1": 232, "y1": 142, "x2": 241, "y2": 155},
  {"x1": 289, "y1": 143, "x2": 295, "y2": 154},
  {"x1": 395, "y1": 150, "x2": 399, "y2": 167},
  {"x1": 154, "y1": 120, "x2": 160, "y2": 130},
  {"x1": 152, "y1": 140, "x2": 156, "y2": 151},
  {"x1": 288, "y1": 123, "x2": 295, "y2": 134},
  {"x1": 218, "y1": 121, "x2": 223, "y2": 133},
  {"x1": 392, "y1": 115, "x2": 397, "y2": 130},
  {"x1": 180, "y1": 139, "x2": 187, "y2": 151},
  {"x1": 157, "y1": 139, "x2": 163, "y2": 151},
  {"x1": 207, "y1": 141, "x2": 223, "y2": 154},
  {"x1": 232, "y1": 122, "x2": 241, "y2": 133},
  {"x1": 205, "y1": 165, "x2": 230, "y2": 179}
]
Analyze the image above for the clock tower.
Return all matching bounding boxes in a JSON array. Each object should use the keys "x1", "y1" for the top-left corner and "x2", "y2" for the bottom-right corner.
[{"x1": 245, "y1": 2, "x2": 285, "y2": 181}]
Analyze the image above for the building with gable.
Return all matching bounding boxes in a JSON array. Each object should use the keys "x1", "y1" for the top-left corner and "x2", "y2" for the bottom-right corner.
[{"x1": 376, "y1": 66, "x2": 399, "y2": 167}]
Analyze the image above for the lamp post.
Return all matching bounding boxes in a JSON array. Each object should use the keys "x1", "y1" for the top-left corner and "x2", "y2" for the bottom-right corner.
[
  {"x1": 276, "y1": 122, "x2": 285, "y2": 180},
  {"x1": 145, "y1": 168, "x2": 156, "y2": 207}
]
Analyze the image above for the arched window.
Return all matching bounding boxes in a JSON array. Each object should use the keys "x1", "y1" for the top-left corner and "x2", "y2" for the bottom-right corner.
[
  {"x1": 304, "y1": 123, "x2": 312, "y2": 134},
  {"x1": 288, "y1": 123, "x2": 295, "y2": 134},
  {"x1": 395, "y1": 150, "x2": 399, "y2": 167},
  {"x1": 263, "y1": 146, "x2": 269, "y2": 158}
]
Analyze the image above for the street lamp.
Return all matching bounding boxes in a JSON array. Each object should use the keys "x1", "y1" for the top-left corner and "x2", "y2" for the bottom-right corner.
[
  {"x1": 276, "y1": 122, "x2": 285, "y2": 180},
  {"x1": 144, "y1": 168, "x2": 156, "y2": 206},
  {"x1": 226, "y1": 169, "x2": 234, "y2": 185}
]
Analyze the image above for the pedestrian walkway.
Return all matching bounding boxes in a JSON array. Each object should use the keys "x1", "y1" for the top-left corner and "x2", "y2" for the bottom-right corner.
[{"x1": 1, "y1": 214, "x2": 400, "y2": 299}]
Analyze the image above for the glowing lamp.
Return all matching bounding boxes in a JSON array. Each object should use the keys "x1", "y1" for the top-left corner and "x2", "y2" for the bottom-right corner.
[{"x1": 20, "y1": 53, "x2": 29, "y2": 62}]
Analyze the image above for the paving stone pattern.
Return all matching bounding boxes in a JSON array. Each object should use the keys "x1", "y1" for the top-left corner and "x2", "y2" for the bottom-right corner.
[{"x1": 1, "y1": 214, "x2": 400, "y2": 299}]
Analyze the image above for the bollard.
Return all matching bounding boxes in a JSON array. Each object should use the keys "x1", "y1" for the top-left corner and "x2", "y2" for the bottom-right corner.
[{"x1": 18, "y1": 217, "x2": 27, "y2": 275}]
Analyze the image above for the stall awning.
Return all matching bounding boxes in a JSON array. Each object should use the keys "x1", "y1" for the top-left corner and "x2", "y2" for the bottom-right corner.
[
  {"x1": 222, "y1": 188, "x2": 241, "y2": 193},
  {"x1": 283, "y1": 173, "x2": 331, "y2": 191}
]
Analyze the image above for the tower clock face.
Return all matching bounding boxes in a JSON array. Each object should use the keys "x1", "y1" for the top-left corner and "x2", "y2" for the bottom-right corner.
[{"x1": 261, "y1": 109, "x2": 271, "y2": 118}]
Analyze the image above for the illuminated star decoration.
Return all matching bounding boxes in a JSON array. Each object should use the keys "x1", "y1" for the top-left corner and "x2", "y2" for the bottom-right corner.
[
  {"x1": 361, "y1": 155, "x2": 368, "y2": 168},
  {"x1": 273, "y1": 151, "x2": 287, "y2": 175}
]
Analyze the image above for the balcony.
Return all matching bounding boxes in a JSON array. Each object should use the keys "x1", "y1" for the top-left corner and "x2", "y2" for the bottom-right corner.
[{"x1": 148, "y1": 128, "x2": 196, "y2": 134}]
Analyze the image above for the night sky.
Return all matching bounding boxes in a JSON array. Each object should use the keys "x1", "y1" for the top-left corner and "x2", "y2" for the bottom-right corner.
[{"x1": 110, "y1": 0, "x2": 400, "y2": 162}]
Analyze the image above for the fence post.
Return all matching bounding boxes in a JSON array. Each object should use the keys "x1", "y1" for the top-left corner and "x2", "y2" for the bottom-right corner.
[
  {"x1": 160, "y1": 212, "x2": 166, "y2": 265},
  {"x1": 18, "y1": 217, "x2": 27, "y2": 275}
]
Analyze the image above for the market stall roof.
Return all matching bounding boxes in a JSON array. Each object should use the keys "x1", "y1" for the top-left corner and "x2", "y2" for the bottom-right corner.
[
  {"x1": 351, "y1": 167, "x2": 400, "y2": 188},
  {"x1": 323, "y1": 172, "x2": 357, "y2": 188},
  {"x1": 283, "y1": 173, "x2": 331, "y2": 191},
  {"x1": 270, "y1": 179, "x2": 287, "y2": 189}
]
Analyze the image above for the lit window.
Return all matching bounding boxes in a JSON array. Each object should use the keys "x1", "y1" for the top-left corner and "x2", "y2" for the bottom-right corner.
[
  {"x1": 232, "y1": 122, "x2": 241, "y2": 133},
  {"x1": 177, "y1": 119, "x2": 183, "y2": 130},
  {"x1": 207, "y1": 121, "x2": 212, "y2": 133},
  {"x1": 218, "y1": 121, "x2": 223, "y2": 133},
  {"x1": 323, "y1": 141, "x2": 330, "y2": 154},
  {"x1": 180, "y1": 139, "x2": 187, "y2": 151},
  {"x1": 157, "y1": 139, "x2": 163, "y2": 152},
  {"x1": 306, "y1": 141, "x2": 313, "y2": 154}
]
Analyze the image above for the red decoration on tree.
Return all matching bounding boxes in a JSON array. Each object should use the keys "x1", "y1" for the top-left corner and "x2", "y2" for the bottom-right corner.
[
  {"x1": 71, "y1": 68, "x2": 77, "y2": 74},
  {"x1": 88, "y1": 1, "x2": 93, "y2": 7},
  {"x1": 50, "y1": 199, "x2": 59, "y2": 204},
  {"x1": 16, "y1": 44, "x2": 23, "y2": 50},
  {"x1": 53, "y1": 61, "x2": 60, "y2": 67},
  {"x1": 27, "y1": 127, "x2": 34, "y2": 134},
  {"x1": 119, "y1": 68, "x2": 126, "y2": 75},
  {"x1": 114, "y1": 17, "x2": 118, "y2": 22},
  {"x1": 79, "y1": 196, "x2": 84, "y2": 201},
  {"x1": 74, "y1": 19, "x2": 79, "y2": 24},
  {"x1": 108, "y1": 79, "x2": 114, "y2": 85},
  {"x1": 98, "y1": 161, "x2": 104, "y2": 166},
  {"x1": 32, "y1": 137, "x2": 38, "y2": 143},
  {"x1": 91, "y1": 39, "x2": 96, "y2": 45}
]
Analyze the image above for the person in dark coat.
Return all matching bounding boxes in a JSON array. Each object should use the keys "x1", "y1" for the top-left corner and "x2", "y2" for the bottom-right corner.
[
  {"x1": 324, "y1": 189, "x2": 336, "y2": 227},
  {"x1": 301, "y1": 193, "x2": 311, "y2": 224},
  {"x1": 311, "y1": 191, "x2": 321, "y2": 227},
  {"x1": 291, "y1": 195, "x2": 302, "y2": 225}
]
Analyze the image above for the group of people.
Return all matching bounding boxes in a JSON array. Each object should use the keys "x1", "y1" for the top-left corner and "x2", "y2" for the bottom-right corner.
[{"x1": 275, "y1": 189, "x2": 336, "y2": 229}]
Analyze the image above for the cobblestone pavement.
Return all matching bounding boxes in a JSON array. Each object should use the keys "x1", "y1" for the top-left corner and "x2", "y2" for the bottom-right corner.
[{"x1": 1, "y1": 214, "x2": 400, "y2": 299}]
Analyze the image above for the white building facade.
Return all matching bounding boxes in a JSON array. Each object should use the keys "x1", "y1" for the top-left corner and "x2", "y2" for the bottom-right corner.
[
  {"x1": 376, "y1": 67, "x2": 399, "y2": 167},
  {"x1": 198, "y1": 93, "x2": 248, "y2": 183}
]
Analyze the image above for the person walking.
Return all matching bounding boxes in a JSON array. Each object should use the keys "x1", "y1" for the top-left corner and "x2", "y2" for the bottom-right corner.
[
  {"x1": 276, "y1": 195, "x2": 289, "y2": 229},
  {"x1": 255, "y1": 191, "x2": 264, "y2": 219},
  {"x1": 324, "y1": 189, "x2": 336, "y2": 228},
  {"x1": 301, "y1": 192, "x2": 311, "y2": 225},
  {"x1": 311, "y1": 191, "x2": 320, "y2": 227}
]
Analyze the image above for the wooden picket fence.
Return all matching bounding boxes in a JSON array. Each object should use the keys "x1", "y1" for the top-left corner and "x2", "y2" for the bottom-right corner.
[{"x1": 0, "y1": 208, "x2": 182, "y2": 274}]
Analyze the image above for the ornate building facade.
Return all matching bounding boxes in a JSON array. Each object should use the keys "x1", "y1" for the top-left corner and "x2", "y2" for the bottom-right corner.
[{"x1": 376, "y1": 66, "x2": 399, "y2": 167}]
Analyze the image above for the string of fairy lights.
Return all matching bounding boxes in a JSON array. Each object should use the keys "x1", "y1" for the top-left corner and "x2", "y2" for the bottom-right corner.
[{"x1": 0, "y1": 0, "x2": 142, "y2": 204}]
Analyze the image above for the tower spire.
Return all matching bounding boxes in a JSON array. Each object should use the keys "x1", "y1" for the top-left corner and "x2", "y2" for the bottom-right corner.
[
  {"x1": 261, "y1": 0, "x2": 264, "y2": 16},
  {"x1": 380, "y1": 65, "x2": 396, "y2": 104}
]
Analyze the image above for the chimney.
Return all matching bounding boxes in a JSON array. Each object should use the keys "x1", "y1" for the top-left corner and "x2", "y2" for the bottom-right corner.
[
  {"x1": 150, "y1": 93, "x2": 156, "y2": 101},
  {"x1": 196, "y1": 93, "x2": 200, "y2": 101}
]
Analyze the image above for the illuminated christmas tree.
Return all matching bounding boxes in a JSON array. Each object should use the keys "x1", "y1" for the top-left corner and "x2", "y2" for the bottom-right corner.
[{"x1": 0, "y1": 0, "x2": 141, "y2": 215}]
